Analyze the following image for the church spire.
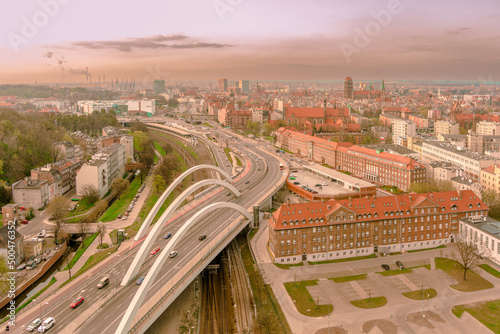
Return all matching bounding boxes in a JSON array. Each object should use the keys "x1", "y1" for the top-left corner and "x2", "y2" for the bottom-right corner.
[{"x1": 381, "y1": 79, "x2": 385, "y2": 91}]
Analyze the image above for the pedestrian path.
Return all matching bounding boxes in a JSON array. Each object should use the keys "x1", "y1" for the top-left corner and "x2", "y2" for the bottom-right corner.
[
  {"x1": 349, "y1": 280, "x2": 369, "y2": 299},
  {"x1": 397, "y1": 274, "x2": 419, "y2": 291}
]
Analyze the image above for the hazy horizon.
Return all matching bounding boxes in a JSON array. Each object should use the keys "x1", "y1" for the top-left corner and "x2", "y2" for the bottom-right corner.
[{"x1": 2, "y1": 0, "x2": 500, "y2": 84}]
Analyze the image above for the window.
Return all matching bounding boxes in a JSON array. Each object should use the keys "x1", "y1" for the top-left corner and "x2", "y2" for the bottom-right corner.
[{"x1": 303, "y1": 234, "x2": 306, "y2": 239}]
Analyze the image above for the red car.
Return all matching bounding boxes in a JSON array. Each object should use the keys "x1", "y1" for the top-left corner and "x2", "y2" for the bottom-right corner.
[
  {"x1": 70, "y1": 295, "x2": 84, "y2": 308},
  {"x1": 150, "y1": 247, "x2": 161, "y2": 255},
  {"x1": 20, "y1": 220, "x2": 29, "y2": 225}
]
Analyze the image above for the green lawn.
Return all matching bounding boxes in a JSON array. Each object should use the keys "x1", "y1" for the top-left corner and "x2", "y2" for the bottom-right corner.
[
  {"x1": 403, "y1": 288, "x2": 437, "y2": 300},
  {"x1": 407, "y1": 245, "x2": 446, "y2": 253},
  {"x1": 65, "y1": 233, "x2": 98, "y2": 270},
  {"x1": 202, "y1": 122, "x2": 213, "y2": 128},
  {"x1": 329, "y1": 274, "x2": 367, "y2": 283},
  {"x1": 154, "y1": 141, "x2": 167, "y2": 156},
  {"x1": 99, "y1": 177, "x2": 142, "y2": 222},
  {"x1": 274, "y1": 262, "x2": 304, "y2": 270},
  {"x1": 479, "y1": 264, "x2": 500, "y2": 278},
  {"x1": 351, "y1": 297, "x2": 387, "y2": 309},
  {"x1": 223, "y1": 147, "x2": 233, "y2": 164},
  {"x1": 65, "y1": 197, "x2": 94, "y2": 218},
  {"x1": 308, "y1": 253, "x2": 377, "y2": 265},
  {"x1": 154, "y1": 132, "x2": 199, "y2": 159},
  {"x1": 436, "y1": 257, "x2": 494, "y2": 292},
  {"x1": 284, "y1": 280, "x2": 332, "y2": 317},
  {"x1": 452, "y1": 299, "x2": 500, "y2": 333},
  {"x1": 234, "y1": 154, "x2": 243, "y2": 166},
  {"x1": 378, "y1": 268, "x2": 413, "y2": 276},
  {"x1": 248, "y1": 228, "x2": 258, "y2": 240},
  {"x1": 321, "y1": 163, "x2": 334, "y2": 169}
]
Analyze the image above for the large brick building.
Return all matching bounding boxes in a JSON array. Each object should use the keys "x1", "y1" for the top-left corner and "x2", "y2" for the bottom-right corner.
[
  {"x1": 275, "y1": 128, "x2": 426, "y2": 191},
  {"x1": 269, "y1": 190, "x2": 487, "y2": 263}
]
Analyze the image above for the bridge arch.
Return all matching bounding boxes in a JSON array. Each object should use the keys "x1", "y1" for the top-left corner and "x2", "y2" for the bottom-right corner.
[
  {"x1": 122, "y1": 178, "x2": 240, "y2": 286},
  {"x1": 135, "y1": 164, "x2": 232, "y2": 241},
  {"x1": 116, "y1": 202, "x2": 252, "y2": 334}
]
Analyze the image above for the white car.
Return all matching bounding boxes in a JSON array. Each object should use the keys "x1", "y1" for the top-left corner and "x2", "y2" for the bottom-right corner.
[
  {"x1": 323, "y1": 182, "x2": 329, "y2": 186},
  {"x1": 169, "y1": 251, "x2": 178, "y2": 258},
  {"x1": 26, "y1": 318, "x2": 42, "y2": 332},
  {"x1": 38, "y1": 317, "x2": 55, "y2": 332}
]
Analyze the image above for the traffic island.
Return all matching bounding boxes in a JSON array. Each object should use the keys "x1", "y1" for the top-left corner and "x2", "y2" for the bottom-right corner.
[
  {"x1": 435, "y1": 257, "x2": 494, "y2": 292},
  {"x1": 402, "y1": 288, "x2": 437, "y2": 300},
  {"x1": 283, "y1": 280, "x2": 333, "y2": 317},
  {"x1": 406, "y1": 311, "x2": 445, "y2": 329},
  {"x1": 350, "y1": 296, "x2": 387, "y2": 309},
  {"x1": 328, "y1": 274, "x2": 367, "y2": 283}
]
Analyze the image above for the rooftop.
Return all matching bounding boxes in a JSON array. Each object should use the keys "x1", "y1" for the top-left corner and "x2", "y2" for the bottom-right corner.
[{"x1": 424, "y1": 141, "x2": 497, "y2": 161}]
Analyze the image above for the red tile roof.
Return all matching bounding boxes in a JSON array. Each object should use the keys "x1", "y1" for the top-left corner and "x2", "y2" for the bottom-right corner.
[{"x1": 270, "y1": 190, "x2": 486, "y2": 230}]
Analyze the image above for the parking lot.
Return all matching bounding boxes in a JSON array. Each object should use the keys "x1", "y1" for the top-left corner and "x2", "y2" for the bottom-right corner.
[{"x1": 288, "y1": 168, "x2": 358, "y2": 197}]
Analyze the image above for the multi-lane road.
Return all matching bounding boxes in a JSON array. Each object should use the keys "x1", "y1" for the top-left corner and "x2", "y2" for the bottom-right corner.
[{"x1": 14, "y1": 126, "x2": 285, "y2": 334}]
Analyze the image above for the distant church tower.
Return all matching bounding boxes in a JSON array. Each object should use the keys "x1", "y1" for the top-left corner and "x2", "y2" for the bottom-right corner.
[{"x1": 344, "y1": 77, "x2": 353, "y2": 99}]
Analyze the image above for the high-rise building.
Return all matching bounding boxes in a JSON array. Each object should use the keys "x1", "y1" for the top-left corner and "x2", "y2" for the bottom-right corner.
[
  {"x1": 153, "y1": 80, "x2": 165, "y2": 94},
  {"x1": 238, "y1": 80, "x2": 250, "y2": 94},
  {"x1": 218, "y1": 78, "x2": 228, "y2": 92},
  {"x1": 344, "y1": 77, "x2": 353, "y2": 99}
]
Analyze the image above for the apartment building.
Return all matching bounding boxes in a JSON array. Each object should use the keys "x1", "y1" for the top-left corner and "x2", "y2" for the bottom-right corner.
[
  {"x1": 392, "y1": 119, "x2": 416, "y2": 140},
  {"x1": 426, "y1": 162, "x2": 462, "y2": 182},
  {"x1": 422, "y1": 141, "x2": 499, "y2": 181},
  {"x1": 269, "y1": 190, "x2": 486, "y2": 263},
  {"x1": 467, "y1": 133, "x2": 500, "y2": 153},
  {"x1": 435, "y1": 120, "x2": 459, "y2": 136},
  {"x1": 477, "y1": 120, "x2": 500, "y2": 136},
  {"x1": 480, "y1": 164, "x2": 500, "y2": 194},
  {"x1": 460, "y1": 216, "x2": 500, "y2": 265},
  {"x1": 12, "y1": 179, "x2": 49, "y2": 210}
]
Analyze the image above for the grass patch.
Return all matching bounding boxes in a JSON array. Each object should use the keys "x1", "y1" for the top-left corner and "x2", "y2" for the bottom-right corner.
[
  {"x1": 274, "y1": 262, "x2": 304, "y2": 270},
  {"x1": 97, "y1": 243, "x2": 109, "y2": 249},
  {"x1": 381, "y1": 186, "x2": 404, "y2": 194},
  {"x1": 479, "y1": 264, "x2": 500, "y2": 278},
  {"x1": 389, "y1": 252, "x2": 402, "y2": 255},
  {"x1": 64, "y1": 233, "x2": 98, "y2": 270},
  {"x1": 321, "y1": 163, "x2": 334, "y2": 169},
  {"x1": 223, "y1": 147, "x2": 233, "y2": 164},
  {"x1": 154, "y1": 132, "x2": 199, "y2": 160},
  {"x1": 308, "y1": 253, "x2": 377, "y2": 265},
  {"x1": 329, "y1": 274, "x2": 367, "y2": 283},
  {"x1": 234, "y1": 154, "x2": 242, "y2": 166},
  {"x1": 238, "y1": 235, "x2": 292, "y2": 333},
  {"x1": 61, "y1": 246, "x2": 118, "y2": 288},
  {"x1": 248, "y1": 228, "x2": 258, "y2": 240},
  {"x1": 202, "y1": 122, "x2": 213, "y2": 128},
  {"x1": 154, "y1": 142, "x2": 167, "y2": 156},
  {"x1": 402, "y1": 288, "x2": 437, "y2": 300},
  {"x1": 99, "y1": 177, "x2": 142, "y2": 222},
  {"x1": 436, "y1": 257, "x2": 494, "y2": 292},
  {"x1": 351, "y1": 296, "x2": 387, "y2": 309},
  {"x1": 407, "y1": 245, "x2": 446, "y2": 253},
  {"x1": 378, "y1": 268, "x2": 413, "y2": 276},
  {"x1": 452, "y1": 300, "x2": 500, "y2": 333},
  {"x1": 65, "y1": 197, "x2": 94, "y2": 218},
  {"x1": 11, "y1": 277, "x2": 56, "y2": 316},
  {"x1": 338, "y1": 170, "x2": 352, "y2": 175},
  {"x1": 284, "y1": 280, "x2": 332, "y2": 317}
]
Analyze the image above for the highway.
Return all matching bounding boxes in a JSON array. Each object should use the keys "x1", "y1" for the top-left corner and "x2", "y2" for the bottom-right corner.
[{"x1": 15, "y1": 126, "x2": 285, "y2": 334}]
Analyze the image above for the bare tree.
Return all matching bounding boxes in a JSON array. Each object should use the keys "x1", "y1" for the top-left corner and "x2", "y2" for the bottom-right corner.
[
  {"x1": 85, "y1": 199, "x2": 108, "y2": 223},
  {"x1": 111, "y1": 178, "x2": 130, "y2": 198},
  {"x1": 97, "y1": 222, "x2": 107, "y2": 247},
  {"x1": 78, "y1": 220, "x2": 90, "y2": 235},
  {"x1": 453, "y1": 231, "x2": 485, "y2": 281},
  {"x1": 81, "y1": 184, "x2": 100, "y2": 204},
  {"x1": 47, "y1": 195, "x2": 71, "y2": 242}
]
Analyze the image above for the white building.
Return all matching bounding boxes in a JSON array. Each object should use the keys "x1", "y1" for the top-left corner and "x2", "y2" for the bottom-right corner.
[
  {"x1": 460, "y1": 216, "x2": 500, "y2": 266},
  {"x1": 477, "y1": 121, "x2": 500, "y2": 136},
  {"x1": 435, "y1": 120, "x2": 459, "y2": 136},
  {"x1": 392, "y1": 119, "x2": 416, "y2": 140},
  {"x1": 76, "y1": 159, "x2": 108, "y2": 198}
]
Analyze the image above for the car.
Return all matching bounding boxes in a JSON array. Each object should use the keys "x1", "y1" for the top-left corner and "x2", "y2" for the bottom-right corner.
[
  {"x1": 97, "y1": 276, "x2": 109, "y2": 289},
  {"x1": 122, "y1": 215, "x2": 128, "y2": 220},
  {"x1": 315, "y1": 184, "x2": 322, "y2": 187},
  {"x1": 257, "y1": 168, "x2": 261, "y2": 171},
  {"x1": 17, "y1": 263, "x2": 27, "y2": 270},
  {"x1": 289, "y1": 177, "x2": 296, "y2": 180},
  {"x1": 136, "y1": 276, "x2": 145, "y2": 285},
  {"x1": 381, "y1": 264, "x2": 390, "y2": 271},
  {"x1": 70, "y1": 295, "x2": 84, "y2": 308},
  {"x1": 21, "y1": 219, "x2": 29, "y2": 225},
  {"x1": 323, "y1": 182, "x2": 329, "y2": 186},
  {"x1": 198, "y1": 235, "x2": 207, "y2": 241},
  {"x1": 117, "y1": 214, "x2": 122, "y2": 219},
  {"x1": 245, "y1": 181, "x2": 249, "y2": 184},
  {"x1": 150, "y1": 247, "x2": 161, "y2": 255},
  {"x1": 26, "y1": 318, "x2": 42, "y2": 332},
  {"x1": 312, "y1": 191, "x2": 318, "y2": 194},
  {"x1": 396, "y1": 261, "x2": 404, "y2": 269},
  {"x1": 227, "y1": 192, "x2": 231, "y2": 196},
  {"x1": 163, "y1": 232, "x2": 172, "y2": 239},
  {"x1": 292, "y1": 170, "x2": 298, "y2": 173},
  {"x1": 37, "y1": 317, "x2": 55, "y2": 332},
  {"x1": 38, "y1": 230, "x2": 46, "y2": 238},
  {"x1": 169, "y1": 251, "x2": 178, "y2": 258},
  {"x1": 293, "y1": 182, "x2": 300, "y2": 185}
]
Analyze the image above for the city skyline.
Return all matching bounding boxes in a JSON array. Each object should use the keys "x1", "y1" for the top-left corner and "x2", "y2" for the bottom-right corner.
[{"x1": 1, "y1": 0, "x2": 500, "y2": 84}]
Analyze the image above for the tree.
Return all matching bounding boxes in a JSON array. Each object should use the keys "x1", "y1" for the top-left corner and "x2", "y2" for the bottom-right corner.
[
  {"x1": 262, "y1": 123, "x2": 272, "y2": 137},
  {"x1": 47, "y1": 195, "x2": 70, "y2": 242},
  {"x1": 0, "y1": 256, "x2": 8, "y2": 293},
  {"x1": 153, "y1": 174, "x2": 166, "y2": 193},
  {"x1": 86, "y1": 199, "x2": 108, "y2": 223},
  {"x1": 453, "y1": 231, "x2": 485, "y2": 281},
  {"x1": 481, "y1": 189, "x2": 497, "y2": 207},
  {"x1": 78, "y1": 220, "x2": 90, "y2": 235},
  {"x1": 81, "y1": 184, "x2": 99, "y2": 204},
  {"x1": 246, "y1": 120, "x2": 260, "y2": 136},
  {"x1": 408, "y1": 180, "x2": 455, "y2": 193},
  {"x1": 97, "y1": 222, "x2": 106, "y2": 247},
  {"x1": 111, "y1": 178, "x2": 130, "y2": 198}
]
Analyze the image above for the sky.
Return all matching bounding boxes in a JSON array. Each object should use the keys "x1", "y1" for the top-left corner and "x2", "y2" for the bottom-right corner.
[{"x1": 1, "y1": 0, "x2": 499, "y2": 84}]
